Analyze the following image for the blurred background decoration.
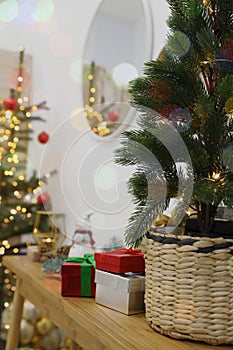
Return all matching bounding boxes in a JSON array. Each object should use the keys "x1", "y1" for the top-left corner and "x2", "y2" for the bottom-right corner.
[{"x1": 83, "y1": 62, "x2": 130, "y2": 137}]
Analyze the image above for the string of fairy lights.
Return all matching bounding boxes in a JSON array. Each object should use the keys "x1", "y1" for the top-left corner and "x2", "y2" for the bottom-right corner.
[
  {"x1": 0, "y1": 47, "x2": 50, "y2": 235},
  {"x1": 0, "y1": 47, "x2": 50, "y2": 337},
  {"x1": 84, "y1": 62, "x2": 111, "y2": 137},
  {"x1": 84, "y1": 61, "x2": 131, "y2": 137}
]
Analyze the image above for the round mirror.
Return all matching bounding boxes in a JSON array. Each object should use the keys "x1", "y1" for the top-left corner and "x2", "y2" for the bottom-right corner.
[{"x1": 83, "y1": 0, "x2": 153, "y2": 138}]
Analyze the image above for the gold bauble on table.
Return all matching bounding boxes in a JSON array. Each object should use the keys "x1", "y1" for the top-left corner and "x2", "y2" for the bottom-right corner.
[{"x1": 35, "y1": 316, "x2": 54, "y2": 335}]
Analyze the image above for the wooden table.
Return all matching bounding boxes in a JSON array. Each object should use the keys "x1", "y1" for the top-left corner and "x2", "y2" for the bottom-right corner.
[{"x1": 3, "y1": 255, "x2": 233, "y2": 350}]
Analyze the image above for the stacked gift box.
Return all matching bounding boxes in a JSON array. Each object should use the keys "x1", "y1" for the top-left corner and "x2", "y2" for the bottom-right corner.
[
  {"x1": 94, "y1": 248, "x2": 145, "y2": 315},
  {"x1": 61, "y1": 254, "x2": 96, "y2": 297},
  {"x1": 61, "y1": 248, "x2": 146, "y2": 315}
]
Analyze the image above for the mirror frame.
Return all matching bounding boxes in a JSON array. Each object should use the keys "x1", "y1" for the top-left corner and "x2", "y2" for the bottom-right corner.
[{"x1": 83, "y1": 0, "x2": 154, "y2": 141}]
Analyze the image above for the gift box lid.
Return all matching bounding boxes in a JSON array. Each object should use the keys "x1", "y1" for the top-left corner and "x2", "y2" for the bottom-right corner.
[
  {"x1": 61, "y1": 254, "x2": 95, "y2": 276},
  {"x1": 95, "y1": 269, "x2": 145, "y2": 293},
  {"x1": 94, "y1": 248, "x2": 145, "y2": 271}
]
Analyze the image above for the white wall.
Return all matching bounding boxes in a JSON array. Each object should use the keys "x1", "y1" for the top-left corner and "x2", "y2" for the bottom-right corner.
[{"x1": 0, "y1": 0, "x2": 169, "y2": 251}]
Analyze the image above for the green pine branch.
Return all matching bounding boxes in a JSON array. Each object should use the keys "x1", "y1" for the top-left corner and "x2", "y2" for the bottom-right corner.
[{"x1": 124, "y1": 199, "x2": 168, "y2": 247}]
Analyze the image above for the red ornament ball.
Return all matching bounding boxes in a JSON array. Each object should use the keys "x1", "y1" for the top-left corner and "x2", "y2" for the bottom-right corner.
[
  {"x1": 4, "y1": 96, "x2": 18, "y2": 111},
  {"x1": 38, "y1": 131, "x2": 49, "y2": 144},
  {"x1": 37, "y1": 193, "x2": 51, "y2": 207},
  {"x1": 108, "y1": 110, "x2": 119, "y2": 122}
]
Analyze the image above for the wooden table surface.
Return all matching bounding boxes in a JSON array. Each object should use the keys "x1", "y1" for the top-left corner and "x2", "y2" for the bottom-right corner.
[{"x1": 3, "y1": 255, "x2": 233, "y2": 350}]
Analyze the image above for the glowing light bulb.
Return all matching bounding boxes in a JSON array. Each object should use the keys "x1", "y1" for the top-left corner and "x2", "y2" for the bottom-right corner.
[
  {"x1": 0, "y1": 247, "x2": 5, "y2": 255},
  {"x1": 212, "y1": 172, "x2": 220, "y2": 180}
]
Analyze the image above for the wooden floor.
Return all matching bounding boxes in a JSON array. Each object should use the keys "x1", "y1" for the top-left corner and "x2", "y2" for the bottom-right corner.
[{"x1": 3, "y1": 255, "x2": 233, "y2": 350}]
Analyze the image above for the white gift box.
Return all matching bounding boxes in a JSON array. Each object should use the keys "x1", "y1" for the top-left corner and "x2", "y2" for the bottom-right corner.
[{"x1": 95, "y1": 269, "x2": 145, "y2": 315}]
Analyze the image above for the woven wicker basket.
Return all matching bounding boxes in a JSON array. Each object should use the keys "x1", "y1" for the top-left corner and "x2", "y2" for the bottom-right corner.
[{"x1": 144, "y1": 231, "x2": 233, "y2": 345}]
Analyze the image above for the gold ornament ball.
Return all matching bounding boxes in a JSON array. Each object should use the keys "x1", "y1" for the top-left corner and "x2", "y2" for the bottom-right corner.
[
  {"x1": 31, "y1": 333, "x2": 41, "y2": 348},
  {"x1": 64, "y1": 336, "x2": 71, "y2": 347},
  {"x1": 203, "y1": 0, "x2": 211, "y2": 7},
  {"x1": 35, "y1": 316, "x2": 54, "y2": 335}
]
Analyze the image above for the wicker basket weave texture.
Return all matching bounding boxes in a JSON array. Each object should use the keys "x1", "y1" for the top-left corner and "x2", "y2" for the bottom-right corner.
[{"x1": 144, "y1": 232, "x2": 233, "y2": 345}]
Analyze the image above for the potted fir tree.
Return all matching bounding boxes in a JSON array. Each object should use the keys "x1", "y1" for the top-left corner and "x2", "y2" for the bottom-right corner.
[{"x1": 115, "y1": 0, "x2": 233, "y2": 345}]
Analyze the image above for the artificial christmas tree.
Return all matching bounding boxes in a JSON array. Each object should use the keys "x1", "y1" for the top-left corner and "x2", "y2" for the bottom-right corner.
[
  {"x1": 116, "y1": 0, "x2": 233, "y2": 245},
  {"x1": 0, "y1": 47, "x2": 51, "y2": 240},
  {"x1": 0, "y1": 47, "x2": 53, "y2": 346},
  {"x1": 115, "y1": 0, "x2": 233, "y2": 345}
]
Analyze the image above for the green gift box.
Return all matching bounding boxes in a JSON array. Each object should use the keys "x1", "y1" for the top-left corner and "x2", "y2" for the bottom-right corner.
[{"x1": 61, "y1": 254, "x2": 96, "y2": 297}]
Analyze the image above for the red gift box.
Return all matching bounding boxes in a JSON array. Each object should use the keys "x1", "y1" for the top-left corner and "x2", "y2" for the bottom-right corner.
[
  {"x1": 94, "y1": 248, "x2": 145, "y2": 274},
  {"x1": 61, "y1": 255, "x2": 96, "y2": 297}
]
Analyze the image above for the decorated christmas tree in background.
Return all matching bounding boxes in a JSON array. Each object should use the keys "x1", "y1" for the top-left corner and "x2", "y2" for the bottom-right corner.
[
  {"x1": 0, "y1": 47, "x2": 52, "y2": 344},
  {"x1": 115, "y1": 0, "x2": 233, "y2": 246},
  {"x1": 0, "y1": 47, "x2": 51, "y2": 240}
]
